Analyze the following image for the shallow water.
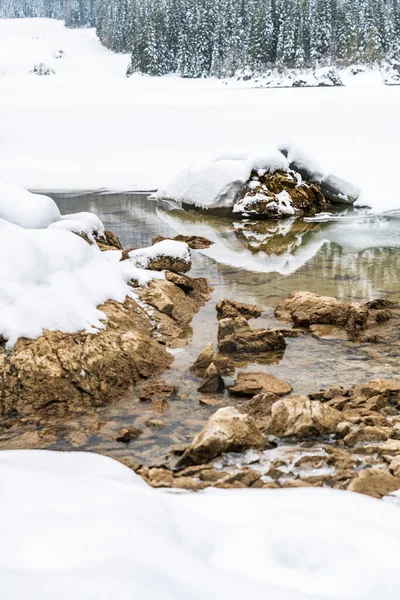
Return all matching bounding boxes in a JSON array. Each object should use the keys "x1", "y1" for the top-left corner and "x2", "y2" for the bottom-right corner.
[{"x1": 18, "y1": 192, "x2": 397, "y2": 466}]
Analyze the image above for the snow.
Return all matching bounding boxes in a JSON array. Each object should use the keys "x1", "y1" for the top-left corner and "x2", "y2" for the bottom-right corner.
[
  {"x1": 155, "y1": 151, "x2": 289, "y2": 209},
  {"x1": 128, "y1": 239, "x2": 191, "y2": 268},
  {"x1": 0, "y1": 19, "x2": 399, "y2": 213},
  {"x1": 0, "y1": 449, "x2": 400, "y2": 600},
  {"x1": 0, "y1": 180, "x2": 60, "y2": 228},
  {"x1": 0, "y1": 180, "x2": 168, "y2": 347}
]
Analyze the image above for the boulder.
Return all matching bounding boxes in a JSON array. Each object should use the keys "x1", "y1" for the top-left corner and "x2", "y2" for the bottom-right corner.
[
  {"x1": 275, "y1": 291, "x2": 351, "y2": 327},
  {"x1": 228, "y1": 372, "x2": 291, "y2": 397},
  {"x1": 343, "y1": 426, "x2": 392, "y2": 447},
  {"x1": 264, "y1": 396, "x2": 342, "y2": 438},
  {"x1": 138, "y1": 381, "x2": 176, "y2": 402},
  {"x1": 348, "y1": 468, "x2": 400, "y2": 499},
  {"x1": 190, "y1": 342, "x2": 234, "y2": 375},
  {"x1": 198, "y1": 363, "x2": 225, "y2": 394},
  {"x1": 126, "y1": 240, "x2": 191, "y2": 274},
  {"x1": 177, "y1": 407, "x2": 265, "y2": 467}
]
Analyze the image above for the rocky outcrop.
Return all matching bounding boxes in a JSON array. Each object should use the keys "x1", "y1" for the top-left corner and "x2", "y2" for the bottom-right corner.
[
  {"x1": 177, "y1": 407, "x2": 265, "y2": 467},
  {"x1": 0, "y1": 297, "x2": 173, "y2": 417},
  {"x1": 233, "y1": 170, "x2": 329, "y2": 219},
  {"x1": 275, "y1": 291, "x2": 395, "y2": 338},
  {"x1": 228, "y1": 372, "x2": 292, "y2": 397}
]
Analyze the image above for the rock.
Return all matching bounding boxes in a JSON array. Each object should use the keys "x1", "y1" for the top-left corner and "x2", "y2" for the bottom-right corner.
[
  {"x1": 165, "y1": 271, "x2": 194, "y2": 292},
  {"x1": 320, "y1": 174, "x2": 360, "y2": 205},
  {"x1": 177, "y1": 407, "x2": 265, "y2": 467},
  {"x1": 228, "y1": 372, "x2": 291, "y2": 398},
  {"x1": 216, "y1": 299, "x2": 263, "y2": 320},
  {"x1": 264, "y1": 396, "x2": 342, "y2": 438},
  {"x1": 140, "y1": 286, "x2": 174, "y2": 315},
  {"x1": 198, "y1": 363, "x2": 225, "y2": 394},
  {"x1": 378, "y1": 439, "x2": 400, "y2": 456},
  {"x1": 115, "y1": 426, "x2": 143, "y2": 443},
  {"x1": 191, "y1": 342, "x2": 214, "y2": 372},
  {"x1": 348, "y1": 468, "x2": 400, "y2": 499},
  {"x1": 199, "y1": 396, "x2": 223, "y2": 407},
  {"x1": 242, "y1": 392, "x2": 280, "y2": 422},
  {"x1": 152, "y1": 235, "x2": 213, "y2": 250},
  {"x1": 126, "y1": 241, "x2": 191, "y2": 274},
  {"x1": 95, "y1": 229, "x2": 123, "y2": 251},
  {"x1": 275, "y1": 291, "x2": 352, "y2": 327},
  {"x1": 138, "y1": 381, "x2": 176, "y2": 402},
  {"x1": 351, "y1": 379, "x2": 400, "y2": 403},
  {"x1": 344, "y1": 426, "x2": 391, "y2": 447},
  {"x1": 389, "y1": 456, "x2": 400, "y2": 477},
  {"x1": 0, "y1": 297, "x2": 173, "y2": 417},
  {"x1": 309, "y1": 324, "x2": 348, "y2": 341},
  {"x1": 217, "y1": 317, "x2": 286, "y2": 354}
]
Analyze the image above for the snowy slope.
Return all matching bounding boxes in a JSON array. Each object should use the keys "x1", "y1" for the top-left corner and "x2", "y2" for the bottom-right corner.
[
  {"x1": 0, "y1": 449, "x2": 400, "y2": 600},
  {"x1": 0, "y1": 19, "x2": 399, "y2": 212}
]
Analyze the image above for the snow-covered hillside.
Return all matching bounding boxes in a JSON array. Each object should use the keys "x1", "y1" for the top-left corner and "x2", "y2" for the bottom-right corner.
[{"x1": 0, "y1": 19, "x2": 399, "y2": 213}]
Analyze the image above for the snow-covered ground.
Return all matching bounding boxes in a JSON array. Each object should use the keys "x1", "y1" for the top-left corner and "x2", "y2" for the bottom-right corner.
[
  {"x1": 0, "y1": 449, "x2": 399, "y2": 600},
  {"x1": 0, "y1": 18, "x2": 399, "y2": 212}
]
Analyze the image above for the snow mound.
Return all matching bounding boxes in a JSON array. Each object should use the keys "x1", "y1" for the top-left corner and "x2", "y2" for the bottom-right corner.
[
  {"x1": 0, "y1": 181, "x2": 165, "y2": 347},
  {"x1": 155, "y1": 150, "x2": 289, "y2": 209},
  {"x1": 0, "y1": 449, "x2": 400, "y2": 600},
  {"x1": 0, "y1": 181, "x2": 60, "y2": 228}
]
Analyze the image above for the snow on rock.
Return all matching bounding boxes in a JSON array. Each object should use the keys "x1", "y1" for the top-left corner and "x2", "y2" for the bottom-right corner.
[
  {"x1": 128, "y1": 239, "x2": 191, "y2": 273},
  {"x1": 48, "y1": 211, "x2": 105, "y2": 241},
  {"x1": 1, "y1": 449, "x2": 400, "y2": 600},
  {"x1": 0, "y1": 181, "x2": 170, "y2": 347},
  {"x1": 155, "y1": 150, "x2": 289, "y2": 209},
  {"x1": 0, "y1": 181, "x2": 60, "y2": 228}
]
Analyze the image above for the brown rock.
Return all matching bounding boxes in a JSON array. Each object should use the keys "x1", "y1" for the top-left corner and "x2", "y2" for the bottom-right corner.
[
  {"x1": 216, "y1": 299, "x2": 263, "y2": 320},
  {"x1": 264, "y1": 396, "x2": 342, "y2": 438},
  {"x1": 115, "y1": 426, "x2": 143, "y2": 443},
  {"x1": 191, "y1": 343, "x2": 214, "y2": 372},
  {"x1": 140, "y1": 286, "x2": 174, "y2": 315},
  {"x1": 378, "y1": 439, "x2": 400, "y2": 456},
  {"x1": 198, "y1": 363, "x2": 225, "y2": 394},
  {"x1": 348, "y1": 468, "x2": 400, "y2": 498},
  {"x1": 0, "y1": 297, "x2": 173, "y2": 417},
  {"x1": 275, "y1": 291, "x2": 351, "y2": 327},
  {"x1": 217, "y1": 317, "x2": 286, "y2": 354},
  {"x1": 389, "y1": 456, "x2": 400, "y2": 477},
  {"x1": 344, "y1": 426, "x2": 391, "y2": 447},
  {"x1": 177, "y1": 407, "x2": 265, "y2": 467},
  {"x1": 165, "y1": 271, "x2": 194, "y2": 292},
  {"x1": 199, "y1": 396, "x2": 223, "y2": 407},
  {"x1": 228, "y1": 372, "x2": 291, "y2": 398}
]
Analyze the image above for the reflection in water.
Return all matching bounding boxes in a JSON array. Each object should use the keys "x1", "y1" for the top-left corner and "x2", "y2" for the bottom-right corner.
[{"x1": 34, "y1": 192, "x2": 400, "y2": 466}]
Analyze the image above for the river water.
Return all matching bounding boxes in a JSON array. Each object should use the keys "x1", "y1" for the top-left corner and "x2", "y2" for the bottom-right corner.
[{"x1": 26, "y1": 192, "x2": 398, "y2": 467}]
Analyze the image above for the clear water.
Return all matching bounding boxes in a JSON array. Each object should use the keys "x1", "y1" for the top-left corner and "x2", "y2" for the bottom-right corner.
[{"x1": 2, "y1": 192, "x2": 398, "y2": 467}]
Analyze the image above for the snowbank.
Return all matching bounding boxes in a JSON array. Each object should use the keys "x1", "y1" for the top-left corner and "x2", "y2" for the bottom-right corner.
[
  {"x1": 0, "y1": 181, "x2": 60, "y2": 228},
  {"x1": 155, "y1": 150, "x2": 289, "y2": 209},
  {"x1": 0, "y1": 181, "x2": 164, "y2": 346},
  {"x1": 0, "y1": 19, "x2": 399, "y2": 213},
  {"x1": 0, "y1": 449, "x2": 400, "y2": 600}
]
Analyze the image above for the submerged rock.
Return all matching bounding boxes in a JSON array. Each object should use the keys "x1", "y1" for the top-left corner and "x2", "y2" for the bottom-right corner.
[{"x1": 177, "y1": 407, "x2": 265, "y2": 467}]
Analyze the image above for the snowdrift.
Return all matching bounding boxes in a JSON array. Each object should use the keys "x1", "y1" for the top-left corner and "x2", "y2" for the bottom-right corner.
[
  {"x1": 0, "y1": 180, "x2": 180, "y2": 346},
  {"x1": 0, "y1": 449, "x2": 400, "y2": 600}
]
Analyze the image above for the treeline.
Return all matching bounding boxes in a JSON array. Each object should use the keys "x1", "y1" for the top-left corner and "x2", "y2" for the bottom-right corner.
[
  {"x1": 1, "y1": 0, "x2": 400, "y2": 76},
  {"x1": 0, "y1": 0, "x2": 96, "y2": 28},
  {"x1": 97, "y1": 0, "x2": 400, "y2": 76}
]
